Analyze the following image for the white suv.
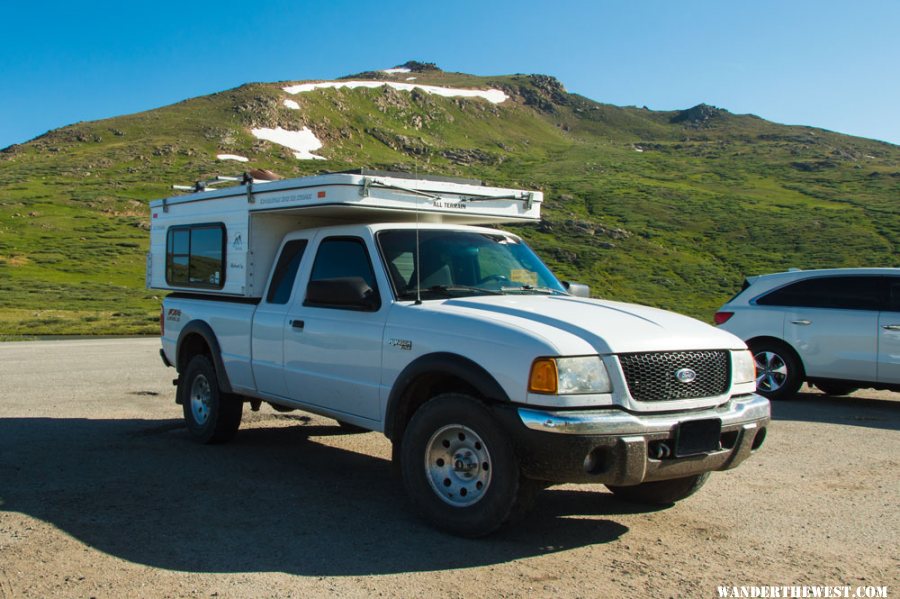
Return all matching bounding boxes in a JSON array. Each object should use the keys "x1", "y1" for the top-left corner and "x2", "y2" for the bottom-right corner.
[{"x1": 715, "y1": 268, "x2": 900, "y2": 400}]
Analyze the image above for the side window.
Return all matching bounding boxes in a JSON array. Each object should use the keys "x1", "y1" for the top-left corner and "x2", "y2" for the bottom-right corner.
[
  {"x1": 266, "y1": 239, "x2": 308, "y2": 304},
  {"x1": 757, "y1": 276, "x2": 881, "y2": 311},
  {"x1": 305, "y1": 237, "x2": 379, "y2": 310},
  {"x1": 887, "y1": 277, "x2": 900, "y2": 312},
  {"x1": 166, "y1": 224, "x2": 225, "y2": 289}
]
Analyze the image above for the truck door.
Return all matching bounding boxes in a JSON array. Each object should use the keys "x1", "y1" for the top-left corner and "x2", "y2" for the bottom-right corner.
[
  {"x1": 282, "y1": 235, "x2": 389, "y2": 420},
  {"x1": 251, "y1": 235, "x2": 312, "y2": 397}
]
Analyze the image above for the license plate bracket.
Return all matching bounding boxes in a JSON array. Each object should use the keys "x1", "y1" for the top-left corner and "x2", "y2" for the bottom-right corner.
[{"x1": 674, "y1": 418, "x2": 722, "y2": 457}]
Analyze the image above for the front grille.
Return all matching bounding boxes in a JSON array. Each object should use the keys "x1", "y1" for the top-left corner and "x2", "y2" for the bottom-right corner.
[{"x1": 618, "y1": 350, "x2": 731, "y2": 402}]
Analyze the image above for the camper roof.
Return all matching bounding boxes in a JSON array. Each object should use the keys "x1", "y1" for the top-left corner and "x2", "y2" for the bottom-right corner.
[{"x1": 150, "y1": 171, "x2": 542, "y2": 225}]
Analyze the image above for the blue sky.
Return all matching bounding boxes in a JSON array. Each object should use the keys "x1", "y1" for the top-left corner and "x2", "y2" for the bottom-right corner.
[{"x1": 1, "y1": 0, "x2": 898, "y2": 149}]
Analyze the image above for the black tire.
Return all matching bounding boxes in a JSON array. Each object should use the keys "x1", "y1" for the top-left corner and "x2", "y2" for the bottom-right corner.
[
  {"x1": 179, "y1": 355, "x2": 243, "y2": 444},
  {"x1": 814, "y1": 382, "x2": 858, "y2": 396},
  {"x1": 400, "y1": 393, "x2": 530, "y2": 537},
  {"x1": 607, "y1": 472, "x2": 710, "y2": 505},
  {"x1": 749, "y1": 340, "x2": 804, "y2": 400}
]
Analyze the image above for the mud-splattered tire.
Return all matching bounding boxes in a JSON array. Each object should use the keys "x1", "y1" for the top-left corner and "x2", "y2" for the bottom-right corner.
[
  {"x1": 179, "y1": 355, "x2": 242, "y2": 444},
  {"x1": 400, "y1": 393, "x2": 532, "y2": 537}
]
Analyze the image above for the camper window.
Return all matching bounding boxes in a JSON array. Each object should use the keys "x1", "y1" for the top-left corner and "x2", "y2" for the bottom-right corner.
[{"x1": 165, "y1": 223, "x2": 226, "y2": 289}]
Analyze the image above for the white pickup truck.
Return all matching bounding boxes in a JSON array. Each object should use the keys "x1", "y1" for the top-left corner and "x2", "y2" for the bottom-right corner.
[{"x1": 149, "y1": 170, "x2": 769, "y2": 536}]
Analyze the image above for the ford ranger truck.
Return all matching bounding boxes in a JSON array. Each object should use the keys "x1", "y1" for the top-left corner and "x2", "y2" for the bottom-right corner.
[{"x1": 152, "y1": 172, "x2": 769, "y2": 537}]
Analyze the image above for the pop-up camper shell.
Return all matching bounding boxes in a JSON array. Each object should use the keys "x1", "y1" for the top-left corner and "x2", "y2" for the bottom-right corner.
[{"x1": 147, "y1": 170, "x2": 543, "y2": 297}]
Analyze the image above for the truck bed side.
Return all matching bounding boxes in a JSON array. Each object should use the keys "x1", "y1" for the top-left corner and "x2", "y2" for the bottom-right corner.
[{"x1": 161, "y1": 295, "x2": 258, "y2": 394}]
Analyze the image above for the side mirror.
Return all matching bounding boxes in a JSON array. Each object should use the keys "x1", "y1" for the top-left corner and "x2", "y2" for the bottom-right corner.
[
  {"x1": 562, "y1": 281, "x2": 590, "y2": 298},
  {"x1": 305, "y1": 277, "x2": 379, "y2": 311}
]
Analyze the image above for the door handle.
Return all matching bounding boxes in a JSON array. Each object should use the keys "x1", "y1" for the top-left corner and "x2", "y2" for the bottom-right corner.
[
  {"x1": 791, "y1": 319, "x2": 811, "y2": 326},
  {"x1": 883, "y1": 324, "x2": 900, "y2": 331},
  {"x1": 290, "y1": 319, "x2": 305, "y2": 330}
]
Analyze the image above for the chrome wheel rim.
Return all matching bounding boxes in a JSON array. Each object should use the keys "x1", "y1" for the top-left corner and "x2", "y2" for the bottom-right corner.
[
  {"x1": 754, "y1": 351, "x2": 788, "y2": 392},
  {"x1": 424, "y1": 424, "x2": 492, "y2": 507},
  {"x1": 190, "y1": 374, "x2": 212, "y2": 425}
]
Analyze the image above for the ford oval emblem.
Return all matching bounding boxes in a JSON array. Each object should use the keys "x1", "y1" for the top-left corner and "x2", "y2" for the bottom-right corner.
[{"x1": 675, "y1": 368, "x2": 697, "y2": 384}]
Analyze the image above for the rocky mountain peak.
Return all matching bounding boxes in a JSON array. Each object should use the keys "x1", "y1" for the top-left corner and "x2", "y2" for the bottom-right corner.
[{"x1": 670, "y1": 103, "x2": 728, "y2": 126}]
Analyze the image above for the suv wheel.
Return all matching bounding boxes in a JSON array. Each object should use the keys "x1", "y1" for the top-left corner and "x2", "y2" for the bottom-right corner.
[
  {"x1": 749, "y1": 341, "x2": 803, "y2": 400},
  {"x1": 814, "y1": 382, "x2": 858, "y2": 396}
]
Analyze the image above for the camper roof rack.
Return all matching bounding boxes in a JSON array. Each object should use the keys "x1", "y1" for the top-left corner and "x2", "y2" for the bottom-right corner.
[
  {"x1": 333, "y1": 168, "x2": 483, "y2": 186},
  {"x1": 172, "y1": 175, "x2": 245, "y2": 193}
]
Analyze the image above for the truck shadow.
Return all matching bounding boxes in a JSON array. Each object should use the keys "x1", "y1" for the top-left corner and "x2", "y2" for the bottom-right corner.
[
  {"x1": 771, "y1": 391, "x2": 900, "y2": 432},
  {"x1": 0, "y1": 417, "x2": 630, "y2": 576}
]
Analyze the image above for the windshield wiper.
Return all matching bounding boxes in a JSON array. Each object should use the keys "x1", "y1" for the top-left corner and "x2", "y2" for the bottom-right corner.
[
  {"x1": 500, "y1": 285, "x2": 567, "y2": 295},
  {"x1": 401, "y1": 285, "x2": 504, "y2": 300}
]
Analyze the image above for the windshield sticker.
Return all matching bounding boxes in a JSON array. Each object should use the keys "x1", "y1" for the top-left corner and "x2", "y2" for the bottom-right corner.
[{"x1": 510, "y1": 269, "x2": 538, "y2": 286}]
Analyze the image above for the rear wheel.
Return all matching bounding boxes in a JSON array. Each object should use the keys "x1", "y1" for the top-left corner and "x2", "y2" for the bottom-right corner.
[
  {"x1": 749, "y1": 340, "x2": 803, "y2": 400},
  {"x1": 179, "y1": 355, "x2": 243, "y2": 444},
  {"x1": 607, "y1": 473, "x2": 710, "y2": 505},
  {"x1": 400, "y1": 393, "x2": 531, "y2": 537},
  {"x1": 814, "y1": 382, "x2": 858, "y2": 396}
]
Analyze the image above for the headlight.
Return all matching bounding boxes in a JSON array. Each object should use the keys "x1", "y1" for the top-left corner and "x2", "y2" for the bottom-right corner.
[
  {"x1": 529, "y1": 356, "x2": 611, "y2": 394},
  {"x1": 732, "y1": 349, "x2": 756, "y2": 385}
]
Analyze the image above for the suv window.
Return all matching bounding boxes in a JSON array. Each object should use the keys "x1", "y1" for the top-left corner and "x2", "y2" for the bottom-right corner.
[
  {"x1": 266, "y1": 239, "x2": 308, "y2": 304},
  {"x1": 756, "y1": 275, "x2": 882, "y2": 311},
  {"x1": 887, "y1": 276, "x2": 900, "y2": 312},
  {"x1": 165, "y1": 224, "x2": 225, "y2": 289}
]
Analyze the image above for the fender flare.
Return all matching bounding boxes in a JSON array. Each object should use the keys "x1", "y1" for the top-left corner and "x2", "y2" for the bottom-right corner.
[
  {"x1": 384, "y1": 352, "x2": 510, "y2": 440},
  {"x1": 175, "y1": 320, "x2": 234, "y2": 394}
]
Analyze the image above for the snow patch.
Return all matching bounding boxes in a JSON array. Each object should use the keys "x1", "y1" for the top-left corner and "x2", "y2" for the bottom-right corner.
[
  {"x1": 216, "y1": 154, "x2": 249, "y2": 162},
  {"x1": 283, "y1": 80, "x2": 508, "y2": 104},
  {"x1": 251, "y1": 127, "x2": 326, "y2": 160},
  {"x1": 405, "y1": 77, "x2": 417, "y2": 81},
  {"x1": 283, "y1": 99, "x2": 300, "y2": 110},
  {"x1": 382, "y1": 67, "x2": 412, "y2": 74}
]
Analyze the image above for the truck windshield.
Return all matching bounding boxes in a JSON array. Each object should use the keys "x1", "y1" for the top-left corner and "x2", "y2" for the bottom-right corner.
[{"x1": 377, "y1": 229, "x2": 567, "y2": 300}]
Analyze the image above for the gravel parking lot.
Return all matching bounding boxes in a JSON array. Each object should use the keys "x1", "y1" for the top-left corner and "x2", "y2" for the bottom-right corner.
[{"x1": 1, "y1": 338, "x2": 897, "y2": 598}]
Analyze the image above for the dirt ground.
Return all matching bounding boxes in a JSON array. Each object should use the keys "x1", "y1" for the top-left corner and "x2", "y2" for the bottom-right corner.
[{"x1": 0, "y1": 338, "x2": 897, "y2": 598}]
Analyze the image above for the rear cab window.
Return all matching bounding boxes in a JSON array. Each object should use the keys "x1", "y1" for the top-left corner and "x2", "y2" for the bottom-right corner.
[{"x1": 266, "y1": 239, "x2": 309, "y2": 304}]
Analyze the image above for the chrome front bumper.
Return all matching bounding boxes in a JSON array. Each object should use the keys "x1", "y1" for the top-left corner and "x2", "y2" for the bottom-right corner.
[
  {"x1": 508, "y1": 394, "x2": 770, "y2": 486},
  {"x1": 518, "y1": 393, "x2": 770, "y2": 436}
]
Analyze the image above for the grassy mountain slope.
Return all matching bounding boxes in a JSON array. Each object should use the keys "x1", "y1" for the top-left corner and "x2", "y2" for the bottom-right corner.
[{"x1": 1, "y1": 62, "x2": 897, "y2": 336}]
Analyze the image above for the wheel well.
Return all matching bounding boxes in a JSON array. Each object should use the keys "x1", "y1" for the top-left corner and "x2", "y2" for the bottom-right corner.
[
  {"x1": 177, "y1": 333, "x2": 211, "y2": 373},
  {"x1": 746, "y1": 336, "x2": 806, "y2": 379},
  {"x1": 389, "y1": 372, "x2": 483, "y2": 444}
]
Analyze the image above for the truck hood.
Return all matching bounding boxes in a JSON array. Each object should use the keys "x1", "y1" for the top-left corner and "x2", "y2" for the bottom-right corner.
[{"x1": 428, "y1": 294, "x2": 746, "y2": 355}]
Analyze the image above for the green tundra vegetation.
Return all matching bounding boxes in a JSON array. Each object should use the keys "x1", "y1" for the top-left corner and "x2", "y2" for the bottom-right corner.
[{"x1": 0, "y1": 63, "x2": 897, "y2": 337}]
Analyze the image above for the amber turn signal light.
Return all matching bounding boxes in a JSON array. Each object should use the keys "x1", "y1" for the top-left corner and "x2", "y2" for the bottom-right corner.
[{"x1": 529, "y1": 358, "x2": 558, "y2": 394}]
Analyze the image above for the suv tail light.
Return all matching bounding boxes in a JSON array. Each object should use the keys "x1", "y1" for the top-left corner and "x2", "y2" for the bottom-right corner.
[
  {"x1": 714, "y1": 311, "x2": 734, "y2": 325},
  {"x1": 160, "y1": 308, "x2": 165, "y2": 336}
]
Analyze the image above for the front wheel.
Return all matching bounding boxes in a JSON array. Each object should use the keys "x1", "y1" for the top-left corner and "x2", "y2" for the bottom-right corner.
[
  {"x1": 179, "y1": 355, "x2": 243, "y2": 444},
  {"x1": 607, "y1": 473, "x2": 710, "y2": 505},
  {"x1": 400, "y1": 394, "x2": 530, "y2": 537}
]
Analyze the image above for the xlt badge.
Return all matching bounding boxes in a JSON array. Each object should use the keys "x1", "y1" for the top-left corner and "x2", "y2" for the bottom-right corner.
[{"x1": 389, "y1": 338, "x2": 412, "y2": 351}]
